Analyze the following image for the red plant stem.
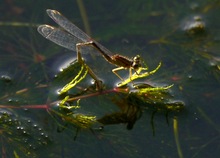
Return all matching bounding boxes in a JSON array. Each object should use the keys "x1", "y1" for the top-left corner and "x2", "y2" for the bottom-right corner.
[
  {"x1": 0, "y1": 104, "x2": 49, "y2": 109},
  {"x1": 66, "y1": 87, "x2": 128, "y2": 102},
  {"x1": 0, "y1": 87, "x2": 129, "y2": 110}
]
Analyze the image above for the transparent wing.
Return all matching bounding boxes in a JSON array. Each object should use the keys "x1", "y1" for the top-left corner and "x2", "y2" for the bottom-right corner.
[
  {"x1": 45, "y1": 9, "x2": 113, "y2": 55},
  {"x1": 37, "y1": 25, "x2": 81, "y2": 51},
  {"x1": 46, "y1": 9, "x2": 90, "y2": 42}
]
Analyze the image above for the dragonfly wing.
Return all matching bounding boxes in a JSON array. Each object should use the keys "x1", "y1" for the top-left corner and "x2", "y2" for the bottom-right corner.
[
  {"x1": 37, "y1": 24, "x2": 81, "y2": 51},
  {"x1": 46, "y1": 9, "x2": 114, "y2": 55},
  {"x1": 46, "y1": 9, "x2": 90, "y2": 42},
  {"x1": 39, "y1": 9, "x2": 114, "y2": 56}
]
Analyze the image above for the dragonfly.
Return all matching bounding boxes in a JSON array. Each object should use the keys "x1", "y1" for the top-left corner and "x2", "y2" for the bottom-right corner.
[{"x1": 37, "y1": 9, "x2": 146, "y2": 87}]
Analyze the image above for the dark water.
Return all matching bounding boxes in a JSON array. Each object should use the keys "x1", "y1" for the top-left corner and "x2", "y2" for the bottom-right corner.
[{"x1": 0, "y1": 0, "x2": 219, "y2": 158}]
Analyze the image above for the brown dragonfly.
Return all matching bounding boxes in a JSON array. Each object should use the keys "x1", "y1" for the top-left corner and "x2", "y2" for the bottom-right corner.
[{"x1": 37, "y1": 9, "x2": 144, "y2": 87}]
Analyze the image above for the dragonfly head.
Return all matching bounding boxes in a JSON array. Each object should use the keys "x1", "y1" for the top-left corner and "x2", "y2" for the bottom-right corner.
[{"x1": 132, "y1": 55, "x2": 141, "y2": 70}]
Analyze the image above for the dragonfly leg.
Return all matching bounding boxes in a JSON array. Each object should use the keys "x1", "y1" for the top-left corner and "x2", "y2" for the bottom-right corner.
[
  {"x1": 129, "y1": 68, "x2": 136, "y2": 86},
  {"x1": 76, "y1": 42, "x2": 103, "y2": 91},
  {"x1": 76, "y1": 42, "x2": 85, "y2": 62},
  {"x1": 112, "y1": 67, "x2": 127, "y2": 81}
]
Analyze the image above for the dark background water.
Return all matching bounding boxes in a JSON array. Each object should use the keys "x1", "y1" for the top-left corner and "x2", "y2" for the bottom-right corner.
[{"x1": 0, "y1": 0, "x2": 219, "y2": 157}]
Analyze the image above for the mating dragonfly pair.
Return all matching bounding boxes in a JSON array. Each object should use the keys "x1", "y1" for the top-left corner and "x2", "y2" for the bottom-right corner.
[{"x1": 38, "y1": 9, "x2": 156, "y2": 89}]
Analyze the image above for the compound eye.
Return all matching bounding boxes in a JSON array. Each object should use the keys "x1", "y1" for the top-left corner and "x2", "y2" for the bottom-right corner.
[
  {"x1": 133, "y1": 55, "x2": 140, "y2": 61},
  {"x1": 134, "y1": 55, "x2": 140, "y2": 60}
]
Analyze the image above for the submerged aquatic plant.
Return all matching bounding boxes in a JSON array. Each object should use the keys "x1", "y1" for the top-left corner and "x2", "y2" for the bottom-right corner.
[
  {"x1": 0, "y1": 110, "x2": 50, "y2": 157},
  {"x1": 49, "y1": 58, "x2": 184, "y2": 133}
]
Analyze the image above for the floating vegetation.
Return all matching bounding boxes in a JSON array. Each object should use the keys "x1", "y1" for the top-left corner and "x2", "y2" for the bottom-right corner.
[
  {"x1": 0, "y1": 110, "x2": 50, "y2": 157},
  {"x1": 48, "y1": 58, "x2": 184, "y2": 134}
]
